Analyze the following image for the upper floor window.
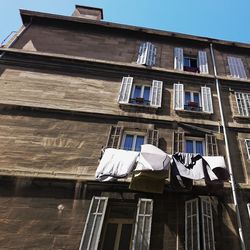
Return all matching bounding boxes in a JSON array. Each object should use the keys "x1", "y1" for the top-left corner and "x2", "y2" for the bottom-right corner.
[
  {"x1": 137, "y1": 42, "x2": 156, "y2": 66},
  {"x1": 173, "y1": 83, "x2": 213, "y2": 114},
  {"x1": 227, "y1": 56, "x2": 247, "y2": 79},
  {"x1": 118, "y1": 77, "x2": 163, "y2": 108},
  {"x1": 174, "y1": 48, "x2": 209, "y2": 74},
  {"x1": 235, "y1": 92, "x2": 250, "y2": 116},
  {"x1": 186, "y1": 138, "x2": 205, "y2": 155},
  {"x1": 245, "y1": 139, "x2": 250, "y2": 159},
  {"x1": 122, "y1": 133, "x2": 145, "y2": 152},
  {"x1": 79, "y1": 197, "x2": 153, "y2": 250}
]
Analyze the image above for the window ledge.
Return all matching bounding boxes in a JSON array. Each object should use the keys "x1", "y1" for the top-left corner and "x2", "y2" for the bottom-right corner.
[
  {"x1": 119, "y1": 103, "x2": 158, "y2": 109},
  {"x1": 176, "y1": 109, "x2": 212, "y2": 116},
  {"x1": 233, "y1": 115, "x2": 250, "y2": 120}
]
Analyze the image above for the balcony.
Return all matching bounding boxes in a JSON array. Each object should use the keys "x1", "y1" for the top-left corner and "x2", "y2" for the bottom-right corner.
[
  {"x1": 184, "y1": 66, "x2": 200, "y2": 73},
  {"x1": 184, "y1": 102, "x2": 202, "y2": 112},
  {"x1": 129, "y1": 97, "x2": 150, "y2": 106}
]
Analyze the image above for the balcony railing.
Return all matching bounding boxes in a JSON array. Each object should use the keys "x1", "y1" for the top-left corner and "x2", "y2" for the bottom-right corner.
[
  {"x1": 184, "y1": 102, "x2": 202, "y2": 112},
  {"x1": 184, "y1": 66, "x2": 200, "y2": 73},
  {"x1": 129, "y1": 97, "x2": 150, "y2": 105}
]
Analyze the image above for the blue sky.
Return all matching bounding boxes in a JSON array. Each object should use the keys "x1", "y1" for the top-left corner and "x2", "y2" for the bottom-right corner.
[{"x1": 1, "y1": 0, "x2": 250, "y2": 44}]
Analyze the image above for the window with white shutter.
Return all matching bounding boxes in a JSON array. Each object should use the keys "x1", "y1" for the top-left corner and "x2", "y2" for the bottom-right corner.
[
  {"x1": 198, "y1": 51, "x2": 209, "y2": 74},
  {"x1": 132, "y1": 198, "x2": 153, "y2": 250},
  {"x1": 79, "y1": 197, "x2": 108, "y2": 250},
  {"x1": 118, "y1": 77, "x2": 162, "y2": 108},
  {"x1": 205, "y1": 134, "x2": 218, "y2": 156},
  {"x1": 137, "y1": 42, "x2": 156, "y2": 66},
  {"x1": 227, "y1": 56, "x2": 247, "y2": 79},
  {"x1": 245, "y1": 139, "x2": 250, "y2": 159},
  {"x1": 185, "y1": 197, "x2": 215, "y2": 250},
  {"x1": 173, "y1": 131, "x2": 185, "y2": 153},
  {"x1": 174, "y1": 47, "x2": 184, "y2": 70},
  {"x1": 147, "y1": 129, "x2": 159, "y2": 147},
  {"x1": 235, "y1": 92, "x2": 250, "y2": 116},
  {"x1": 173, "y1": 84, "x2": 213, "y2": 114},
  {"x1": 106, "y1": 126, "x2": 123, "y2": 148},
  {"x1": 247, "y1": 203, "x2": 250, "y2": 218}
]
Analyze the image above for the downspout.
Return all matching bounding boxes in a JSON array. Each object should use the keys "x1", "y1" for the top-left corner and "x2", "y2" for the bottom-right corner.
[{"x1": 209, "y1": 43, "x2": 246, "y2": 250}]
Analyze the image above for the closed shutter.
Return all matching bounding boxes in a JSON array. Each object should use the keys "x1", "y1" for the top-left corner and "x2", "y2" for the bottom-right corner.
[
  {"x1": 227, "y1": 56, "x2": 247, "y2": 79},
  {"x1": 118, "y1": 77, "x2": 133, "y2": 104},
  {"x1": 200, "y1": 197, "x2": 215, "y2": 250},
  {"x1": 198, "y1": 51, "x2": 209, "y2": 74},
  {"x1": 185, "y1": 198, "x2": 200, "y2": 250},
  {"x1": 147, "y1": 129, "x2": 159, "y2": 147},
  {"x1": 201, "y1": 87, "x2": 213, "y2": 113},
  {"x1": 137, "y1": 42, "x2": 148, "y2": 65},
  {"x1": 147, "y1": 43, "x2": 157, "y2": 66},
  {"x1": 173, "y1": 83, "x2": 184, "y2": 110},
  {"x1": 174, "y1": 47, "x2": 184, "y2": 70},
  {"x1": 106, "y1": 125, "x2": 123, "y2": 148},
  {"x1": 205, "y1": 134, "x2": 218, "y2": 156},
  {"x1": 132, "y1": 198, "x2": 153, "y2": 250},
  {"x1": 79, "y1": 197, "x2": 108, "y2": 250},
  {"x1": 150, "y1": 80, "x2": 163, "y2": 108},
  {"x1": 173, "y1": 131, "x2": 185, "y2": 153}
]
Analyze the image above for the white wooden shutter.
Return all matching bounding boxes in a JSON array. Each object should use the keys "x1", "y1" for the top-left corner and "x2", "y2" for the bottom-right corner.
[
  {"x1": 198, "y1": 51, "x2": 209, "y2": 74},
  {"x1": 201, "y1": 86, "x2": 213, "y2": 113},
  {"x1": 245, "y1": 139, "x2": 250, "y2": 160},
  {"x1": 150, "y1": 80, "x2": 163, "y2": 107},
  {"x1": 205, "y1": 134, "x2": 218, "y2": 156},
  {"x1": 173, "y1": 131, "x2": 185, "y2": 153},
  {"x1": 132, "y1": 198, "x2": 153, "y2": 250},
  {"x1": 79, "y1": 197, "x2": 108, "y2": 250},
  {"x1": 247, "y1": 203, "x2": 250, "y2": 218},
  {"x1": 173, "y1": 83, "x2": 184, "y2": 110},
  {"x1": 174, "y1": 47, "x2": 184, "y2": 70},
  {"x1": 185, "y1": 198, "x2": 200, "y2": 250},
  {"x1": 146, "y1": 43, "x2": 157, "y2": 66},
  {"x1": 227, "y1": 56, "x2": 247, "y2": 79},
  {"x1": 147, "y1": 129, "x2": 159, "y2": 147},
  {"x1": 137, "y1": 42, "x2": 148, "y2": 65},
  {"x1": 235, "y1": 92, "x2": 250, "y2": 116},
  {"x1": 118, "y1": 77, "x2": 133, "y2": 104},
  {"x1": 200, "y1": 197, "x2": 215, "y2": 250},
  {"x1": 106, "y1": 125, "x2": 123, "y2": 148}
]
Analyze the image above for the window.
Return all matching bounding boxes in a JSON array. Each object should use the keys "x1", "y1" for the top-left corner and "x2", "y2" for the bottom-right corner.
[
  {"x1": 130, "y1": 85, "x2": 151, "y2": 105},
  {"x1": 227, "y1": 56, "x2": 247, "y2": 79},
  {"x1": 137, "y1": 42, "x2": 156, "y2": 66},
  {"x1": 118, "y1": 77, "x2": 163, "y2": 108},
  {"x1": 174, "y1": 48, "x2": 209, "y2": 74},
  {"x1": 185, "y1": 197, "x2": 215, "y2": 250},
  {"x1": 235, "y1": 92, "x2": 250, "y2": 116},
  {"x1": 185, "y1": 138, "x2": 205, "y2": 155},
  {"x1": 107, "y1": 125, "x2": 159, "y2": 149},
  {"x1": 122, "y1": 133, "x2": 145, "y2": 151},
  {"x1": 245, "y1": 139, "x2": 250, "y2": 159},
  {"x1": 173, "y1": 83, "x2": 213, "y2": 113},
  {"x1": 79, "y1": 197, "x2": 153, "y2": 250},
  {"x1": 184, "y1": 91, "x2": 202, "y2": 112},
  {"x1": 173, "y1": 132, "x2": 218, "y2": 156}
]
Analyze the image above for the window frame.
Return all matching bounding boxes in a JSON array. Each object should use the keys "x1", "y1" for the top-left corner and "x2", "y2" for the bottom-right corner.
[
  {"x1": 184, "y1": 91, "x2": 202, "y2": 111},
  {"x1": 121, "y1": 132, "x2": 146, "y2": 151},
  {"x1": 130, "y1": 84, "x2": 152, "y2": 106},
  {"x1": 185, "y1": 137, "x2": 205, "y2": 155}
]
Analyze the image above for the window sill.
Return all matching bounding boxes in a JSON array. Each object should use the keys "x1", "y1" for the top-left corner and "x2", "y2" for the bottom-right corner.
[
  {"x1": 176, "y1": 109, "x2": 212, "y2": 117},
  {"x1": 119, "y1": 102, "x2": 158, "y2": 109},
  {"x1": 233, "y1": 115, "x2": 250, "y2": 121}
]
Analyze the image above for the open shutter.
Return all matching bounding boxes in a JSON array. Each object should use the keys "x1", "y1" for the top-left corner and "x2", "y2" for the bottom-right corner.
[
  {"x1": 185, "y1": 198, "x2": 200, "y2": 250},
  {"x1": 247, "y1": 203, "x2": 250, "y2": 218},
  {"x1": 198, "y1": 51, "x2": 209, "y2": 74},
  {"x1": 173, "y1": 83, "x2": 184, "y2": 110},
  {"x1": 79, "y1": 197, "x2": 108, "y2": 250},
  {"x1": 118, "y1": 77, "x2": 133, "y2": 104},
  {"x1": 146, "y1": 43, "x2": 157, "y2": 66},
  {"x1": 201, "y1": 86, "x2": 213, "y2": 113},
  {"x1": 132, "y1": 198, "x2": 153, "y2": 250},
  {"x1": 173, "y1": 131, "x2": 185, "y2": 153},
  {"x1": 200, "y1": 197, "x2": 215, "y2": 250},
  {"x1": 137, "y1": 42, "x2": 148, "y2": 65},
  {"x1": 205, "y1": 134, "x2": 218, "y2": 156},
  {"x1": 150, "y1": 80, "x2": 163, "y2": 108},
  {"x1": 174, "y1": 47, "x2": 184, "y2": 70},
  {"x1": 147, "y1": 129, "x2": 159, "y2": 147},
  {"x1": 228, "y1": 56, "x2": 247, "y2": 79},
  {"x1": 106, "y1": 125, "x2": 123, "y2": 148}
]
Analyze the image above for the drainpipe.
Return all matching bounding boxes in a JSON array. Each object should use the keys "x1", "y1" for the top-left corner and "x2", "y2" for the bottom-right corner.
[{"x1": 209, "y1": 43, "x2": 246, "y2": 250}]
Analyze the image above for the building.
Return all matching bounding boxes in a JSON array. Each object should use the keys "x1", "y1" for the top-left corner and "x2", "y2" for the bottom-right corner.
[{"x1": 0, "y1": 5, "x2": 250, "y2": 250}]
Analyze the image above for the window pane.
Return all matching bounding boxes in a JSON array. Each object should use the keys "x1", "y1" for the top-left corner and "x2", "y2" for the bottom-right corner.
[
  {"x1": 186, "y1": 140, "x2": 194, "y2": 153},
  {"x1": 196, "y1": 141, "x2": 204, "y2": 155},
  {"x1": 193, "y1": 93, "x2": 200, "y2": 104},
  {"x1": 185, "y1": 92, "x2": 191, "y2": 105},
  {"x1": 133, "y1": 86, "x2": 142, "y2": 99},
  {"x1": 184, "y1": 57, "x2": 190, "y2": 67},
  {"x1": 143, "y1": 86, "x2": 151, "y2": 102},
  {"x1": 190, "y1": 58, "x2": 197, "y2": 68},
  {"x1": 102, "y1": 223, "x2": 117, "y2": 250},
  {"x1": 135, "y1": 136, "x2": 145, "y2": 151},
  {"x1": 123, "y1": 135, "x2": 134, "y2": 150},
  {"x1": 119, "y1": 224, "x2": 133, "y2": 250}
]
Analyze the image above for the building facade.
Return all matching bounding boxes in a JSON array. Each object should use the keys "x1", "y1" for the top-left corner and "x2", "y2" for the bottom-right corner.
[{"x1": 0, "y1": 5, "x2": 250, "y2": 250}]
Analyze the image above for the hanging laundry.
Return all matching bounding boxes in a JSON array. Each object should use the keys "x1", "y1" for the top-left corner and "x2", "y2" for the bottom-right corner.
[{"x1": 96, "y1": 148, "x2": 139, "y2": 181}]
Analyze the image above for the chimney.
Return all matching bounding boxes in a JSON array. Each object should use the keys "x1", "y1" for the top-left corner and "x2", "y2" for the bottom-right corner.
[{"x1": 72, "y1": 5, "x2": 103, "y2": 21}]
